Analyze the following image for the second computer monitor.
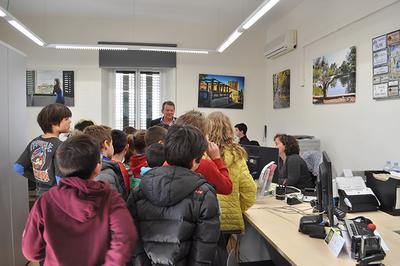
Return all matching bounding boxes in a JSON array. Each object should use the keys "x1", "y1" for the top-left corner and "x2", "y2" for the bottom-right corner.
[
  {"x1": 318, "y1": 151, "x2": 334, "y2": 226},
  {"x1": 242, "y1": 145, "x2": 279, "y2": 180}
]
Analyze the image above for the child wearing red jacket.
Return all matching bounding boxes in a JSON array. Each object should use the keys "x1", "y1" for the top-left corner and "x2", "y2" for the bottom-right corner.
[
  {"x1": 176, "y1": 110, "x2": 233, "y2": 195},
  {"x1": 129, "y1": 130, "x2": 148, "y2": 177},
  {"x1": 22, "y1": 135, "x2": 137, "y2": 266}
]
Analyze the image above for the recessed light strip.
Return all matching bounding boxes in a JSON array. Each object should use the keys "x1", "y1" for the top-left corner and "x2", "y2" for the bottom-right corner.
[
  {"x1": 139, "y1": 48, "x2": 209, "y2": 54},
  {"x1": 1, "y1": 0, "x2": 280, "y2": 53},
  {"x1": 241, "y1": 0, "x2": 280, "y2": 30},
  {"x1": 0, "y1": 6, "x2": 45, "y2": 46},
  {"x1": 51, "y1": 44, "x2": 128, "y2": 50},
  {"x1": 217, "y1": 30, "x2": 242, "y2": 53},
  {"x1": 216, "y1": 0, "x2": 280, "y2": 53},
  {"x1": 8, "y1": 20, "x2": 45, "y2": 46},
  {"x1": 0, "y1": 8, "x2": 6, "y2": 17}
]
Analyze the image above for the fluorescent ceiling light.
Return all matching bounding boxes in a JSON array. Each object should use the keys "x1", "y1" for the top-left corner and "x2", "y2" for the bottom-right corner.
[
  {"x1": 8, "y1": 20, "x2": 45, "y2": 46},
  {"x1": 242, "y1": 0, "x2": 280, "y2": 30},
  {"x1": 1, "y1": 0, "x2": 280, "y2": 54},
  {"x1": 217, "y1": 30, "x2": 242, "y2": 53},
  {"x1": 53, "y1": 44, "x2": 128, "y2": 50},
  {"x1": 0, "y1": 8, "x2": 6, "y2": 17},
  {"x1": 216, "y1": 0, "x2": 279, "y2": 52},
  {"x1": 140, "y1": 48, "x2": 209, "y2": 54}
]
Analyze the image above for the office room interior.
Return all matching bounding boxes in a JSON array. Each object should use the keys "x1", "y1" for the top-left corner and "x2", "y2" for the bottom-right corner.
[{"x1": 1, "y1": 0, "x2": 400, "y2": 265}]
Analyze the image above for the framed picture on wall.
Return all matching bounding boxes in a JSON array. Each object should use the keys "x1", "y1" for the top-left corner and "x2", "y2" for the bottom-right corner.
[
  {"x1": 273, "y1": 69, "x2": 290, "y2": 109},
  {"x1": 198, "y1": 74, "x2": 244, "y2": 109},
  {"x1": 312, "y1": 46, "x2": 356, "y2": 104},
  {"x1": 26, "y1": 70, "x2": 74, "y2": 107},
  {"x1": 372, "y1": 30, "x2": 400, "y2": 100}
]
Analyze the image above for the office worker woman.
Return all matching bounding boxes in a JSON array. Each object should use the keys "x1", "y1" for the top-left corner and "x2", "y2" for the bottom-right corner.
[{"x1": 274, "y1": 134, "x2": 314, "y2": 189}]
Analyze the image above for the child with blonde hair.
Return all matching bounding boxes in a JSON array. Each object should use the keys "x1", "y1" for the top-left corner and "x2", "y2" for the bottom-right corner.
[{"x1": 207, "y1": 112, "x2": 256, "y2": 233}]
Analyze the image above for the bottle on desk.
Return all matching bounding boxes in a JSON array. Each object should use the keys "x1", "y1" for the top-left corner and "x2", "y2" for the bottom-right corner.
[{"x1": 383, "y1": 161, "x2": 392, "y2": 172}]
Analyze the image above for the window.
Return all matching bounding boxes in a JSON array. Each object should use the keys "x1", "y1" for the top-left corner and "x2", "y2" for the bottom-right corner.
[{"x1": 115, "y1": 70, "x2": 161, "y2": 130}]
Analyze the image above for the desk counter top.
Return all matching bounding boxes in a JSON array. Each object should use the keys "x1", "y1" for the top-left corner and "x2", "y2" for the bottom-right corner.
[{"x1": 244, "y1": 197, "x2": 400, "y2": 266}]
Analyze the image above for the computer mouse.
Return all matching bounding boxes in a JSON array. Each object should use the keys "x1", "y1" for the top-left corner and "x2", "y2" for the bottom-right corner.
[{"x1": 287, "y1": 194, "x2": 303, "y2": 205}]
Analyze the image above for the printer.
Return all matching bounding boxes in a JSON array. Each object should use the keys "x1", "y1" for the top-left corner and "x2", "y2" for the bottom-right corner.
[
  {"x1": 366, "y1": 170, "x2": 400, "y2": 216},
  {"x1": 336, "y1": 176, "x2": 380, "y2": 213}
]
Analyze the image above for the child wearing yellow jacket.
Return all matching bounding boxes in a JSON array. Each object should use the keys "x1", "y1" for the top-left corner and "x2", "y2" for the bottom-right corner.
[{"x1": 207, "y1": 112, "x2": 257, "y2": 233}]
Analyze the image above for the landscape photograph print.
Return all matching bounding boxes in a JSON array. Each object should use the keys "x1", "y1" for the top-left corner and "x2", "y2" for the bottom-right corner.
[
  {"x1": 273, "y1": 69, "x2": 290, "y2": 109},
  {"x1": 312, "y1": 46, "x2": 356, "y2": 104},
  {"x1": 198, "y1": 74, "x2": 244, "y2": 109}
]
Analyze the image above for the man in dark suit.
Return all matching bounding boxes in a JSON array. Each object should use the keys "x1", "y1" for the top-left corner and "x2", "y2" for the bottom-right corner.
[{"x1": 149, "y1": 101, "x2": 176, "y2": 129}]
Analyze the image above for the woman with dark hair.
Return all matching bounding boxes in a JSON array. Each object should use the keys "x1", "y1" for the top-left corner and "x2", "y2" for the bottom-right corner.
[
  {"x1": 53, "y1": 78, "x2": 65, "y2": 104},
  {"x1": 274, "y1": 134, "x2": 314, "y2": 189}
]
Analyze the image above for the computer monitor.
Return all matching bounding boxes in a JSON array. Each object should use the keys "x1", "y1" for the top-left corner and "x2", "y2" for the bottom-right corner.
[
  {"x1": 242, "y1": 145, "x2": 279, "y2": 180},
  {"x1": 317, "y1": 151, "x2": 334, "y2": 226}
]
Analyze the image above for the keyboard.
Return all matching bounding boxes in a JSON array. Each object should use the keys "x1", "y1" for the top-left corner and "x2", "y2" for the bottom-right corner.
[
  {"x1": 344, "y1": 219, "x2": 384, "y2": 261},
  {"x1": 344, "y1": 219, "x2": 374, "y2": 238}
]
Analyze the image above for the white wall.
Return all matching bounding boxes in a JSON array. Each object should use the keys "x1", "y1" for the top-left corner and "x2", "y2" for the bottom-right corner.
[
  {"x1": 2, "y1": 0, "x2": 398, "y2": 174},
  {"x1": 263, "y1": 0, "x2": 400, "y2": 174},
  {"x1": 0, "y1": 14, "x2": 267, "y2": 143},
  {"x1": 24, "y1": 67, "x2": 102, "y2": 140},
  {"x1": 0, "y1": 40, "x2": 28, "y2": 266},
  {"x1": 177, "y1": 30, "x2": 268, "y2": 144}
]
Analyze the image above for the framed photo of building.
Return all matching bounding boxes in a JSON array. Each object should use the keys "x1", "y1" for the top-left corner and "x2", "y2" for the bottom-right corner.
[
  {"x1": 26, "y1": 70, "x2": 74, "y2": 107},
  {"x1": 198, "y1": 74, "x2": 244, "y2": 109}
]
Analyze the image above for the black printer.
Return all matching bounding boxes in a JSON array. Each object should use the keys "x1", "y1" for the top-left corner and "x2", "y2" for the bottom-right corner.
[
  {"x1": 336, "y1": 176, "x2": 380, "y2": 213},
  {"x1": 338, "y1": 190, "x2": 380, "y2": 213},
  {"x1": 366, "y1": 170, "x2": 400, "y2": 216}
]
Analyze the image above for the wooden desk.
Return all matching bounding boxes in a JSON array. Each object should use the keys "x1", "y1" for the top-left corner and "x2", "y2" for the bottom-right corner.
[{"x1": 244, "y1": 197, "x2": 400, "y2": 266}]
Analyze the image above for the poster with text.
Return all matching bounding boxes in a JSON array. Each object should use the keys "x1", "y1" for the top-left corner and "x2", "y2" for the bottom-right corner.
[{"x1": 372, "y1": 30, "x2": 400, "y2": 99}]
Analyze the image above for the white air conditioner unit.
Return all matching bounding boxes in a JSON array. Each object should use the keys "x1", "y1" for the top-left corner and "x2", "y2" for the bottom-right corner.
[{"x1": 264, "y1": 30, "x2": 297, "y2": 59}]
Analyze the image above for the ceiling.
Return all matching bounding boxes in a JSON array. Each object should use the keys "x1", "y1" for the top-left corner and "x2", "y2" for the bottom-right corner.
[{"x1": 4, "y1": 0, "x2": 303, "y2": 27}]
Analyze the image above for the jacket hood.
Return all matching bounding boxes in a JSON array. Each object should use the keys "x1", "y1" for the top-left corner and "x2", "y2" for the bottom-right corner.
[
  {"x1": 130, "y1": 154, "x2": 148, "y2": 176},
  {"x1": 131, "y1": 154, "x2": 147, "y2": 165},
  {"x1": 48, "y1": 177, "x2": 110, "y2": 223},
  {"x1": 140, "y1": 166, "x2": 206, "y2": 207}
]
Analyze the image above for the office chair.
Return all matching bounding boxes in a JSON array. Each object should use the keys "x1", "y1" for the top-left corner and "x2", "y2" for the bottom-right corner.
[{"x1": 300, "y1": 150, "x2": 322, "y2": 178}]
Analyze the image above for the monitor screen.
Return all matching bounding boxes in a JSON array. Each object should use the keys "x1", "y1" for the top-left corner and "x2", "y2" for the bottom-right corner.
[
  {"x1": 318, "y1": 151, "x2": 334, "y2": 226},
  {"x1": 242, "y1": 145, "x2": 279, "y2": 180}
]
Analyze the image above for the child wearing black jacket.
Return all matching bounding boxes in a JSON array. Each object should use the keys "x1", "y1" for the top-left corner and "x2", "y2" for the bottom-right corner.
[{"x1": 127, "y1": 125, "x2": 220, "y2": 265}]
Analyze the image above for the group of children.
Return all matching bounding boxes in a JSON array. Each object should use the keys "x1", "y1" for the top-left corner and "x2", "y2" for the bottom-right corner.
[{"x1": 15, "y1": 103, "x2": 257, "y2": 265}]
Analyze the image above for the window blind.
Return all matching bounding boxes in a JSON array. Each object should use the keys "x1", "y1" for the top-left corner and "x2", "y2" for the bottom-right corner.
[
  {"x1": 115, "y1": 71, "x2": 135, "y2": 130},
  {"x1": 140, "y1": 71, "x2": 160, "y2": 129},
  {"x1": 115, "y1": 71, "x2": 160, "y2": 130}
]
